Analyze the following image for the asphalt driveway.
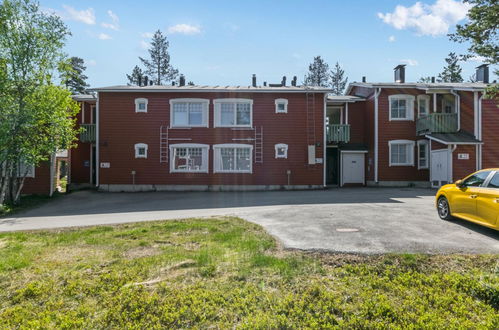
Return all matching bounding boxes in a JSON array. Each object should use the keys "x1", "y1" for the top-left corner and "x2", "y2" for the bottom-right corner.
[{"x1": 1, "y1": 188, "x2": 498, "y2": 254}]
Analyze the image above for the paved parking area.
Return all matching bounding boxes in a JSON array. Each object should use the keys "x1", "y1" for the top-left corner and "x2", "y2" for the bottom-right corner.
[{"x1": 1, "y1": 188, "x2": 498, "y2": 254}]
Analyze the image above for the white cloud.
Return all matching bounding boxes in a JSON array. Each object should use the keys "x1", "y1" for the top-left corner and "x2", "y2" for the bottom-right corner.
[
  {"x1": 98, "y1": 33, "x2": 112, "y2": 40},
  {"x1": 167, "y1": 24, "x2": 201, "y2": 35},
  {"x1": 61, "y1": 5, "x2": 95, "y2": 25},
  {"x1": 401, "y1": 59, "x2": 419, "y2": 66},
  {"x1": 139, "y1": 40, "x2": 149, "y2": 50},
  {"x1": 388, "y1": 35, "x2": 396, "y2": 42},
  {"x1": 141, "y1": 32, "x2": 154, "y2": 38},
  {"x1": 87, "y1": 59, "x2": 97, "y2": 66},
  {"x1": 101, "y1": 10, "x2": 119, "y2": 30},
  {"x1": 468, "y1": 55, "x2": 486, "y2": 62},
  {"x1": 378, "y1": 0, "x2": 471, "y2": 36}
]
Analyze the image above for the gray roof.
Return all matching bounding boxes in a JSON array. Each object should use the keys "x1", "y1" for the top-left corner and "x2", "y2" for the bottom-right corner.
[
  {"x1": 327, "y1": 95, "x2": 365, "y2": 103},
  {"x1": 347, "y1": 81, "x2": 494, "y2": 94},
  {"x1": 72, "y1": 94, "x2": 97, "y2": 102},
  {"x1": 90, "y1": 85, "x2": 333, "y2": 93},
  {"x1": 425, "y1": 132, "x2": 483, "y2": 145}
]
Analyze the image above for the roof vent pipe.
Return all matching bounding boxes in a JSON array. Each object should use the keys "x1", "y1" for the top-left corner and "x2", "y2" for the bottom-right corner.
[
  {"x1": 138, "y1": 76, "x2": 142, "y2": 87},
  {"x1": 179, "y1": 75, "x2": 186, "y2": 86},
  {"x1": 291, "y1": 76, "x2": 297, "y2": 86},
  {"x1": 172, "y1": 81, "x2": 175, "y2": 86},
  {"x1": 144, "y1": 76, "x2": 149, "y2": 86},
  {"x1": 362, "y1": 76, "x2": 366, "y2": 83},
  {"x1": 263, "y1": 81, "x2": 267, "y2": 87},
  {"x1": 476, "y1": 64, "x2": 489, "y2": 83},
  {"x1": 394, "y1": 65, "x2": 406, "y2": 83},
  {"x1": 431, "y1": 76, "x2": 435, "y2": 83},
  {"x1": 252, "y1": 74, "x2": 257, "y2": 87},
  {"x1": 281, "y1": 76, "x2": 287, "y2": 86}
]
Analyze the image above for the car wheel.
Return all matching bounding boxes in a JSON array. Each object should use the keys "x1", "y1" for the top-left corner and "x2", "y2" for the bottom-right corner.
[{"x1": 437, "y1": 196, "x2": 453, "y2": 221}]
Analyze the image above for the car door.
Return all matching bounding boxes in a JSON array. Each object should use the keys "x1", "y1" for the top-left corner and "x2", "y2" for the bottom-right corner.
[
  {"x1": 451, "y1": 171, "x2": 492, "y2": 218},
  {"x1": 476, "y1": 171, "x2": 499, "y2": 227}
]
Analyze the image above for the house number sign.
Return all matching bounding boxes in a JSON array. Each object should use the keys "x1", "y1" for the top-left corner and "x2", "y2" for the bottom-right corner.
[{"x1": 457, "y1": 153, "x2": 469, "y2": 160}]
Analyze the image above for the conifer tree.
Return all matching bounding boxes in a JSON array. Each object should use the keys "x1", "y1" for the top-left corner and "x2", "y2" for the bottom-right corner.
[
  {"x1": 139, "y1": 30, "x2": 178, "y2": 85},
  {"x1": 330, "y1": 62, "x2": 348, "y2": 95}
]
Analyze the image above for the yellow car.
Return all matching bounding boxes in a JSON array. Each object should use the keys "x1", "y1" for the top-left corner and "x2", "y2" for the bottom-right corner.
[{"x1": 436, "y1": 169, "x2": 499, "y2": 230}]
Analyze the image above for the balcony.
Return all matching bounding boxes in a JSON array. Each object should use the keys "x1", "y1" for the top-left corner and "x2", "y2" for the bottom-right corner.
[
  {"x1": 416, "y1": 113, "x2": 458, "y2": 135},
  {"x1": 326, "y1": 124, "x2": 350, "y2": 143},
  {"x1": 80, "y1": 124, "x2": 96, "y2": 143}
]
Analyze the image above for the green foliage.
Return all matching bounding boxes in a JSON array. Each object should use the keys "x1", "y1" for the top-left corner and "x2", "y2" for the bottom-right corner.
[
  {"x1": 304, "y1": 56, "x2": 331, "y2": 87},
  {"x1": 59, "y1": 56, "x2": 90, "y2": 94},
  {"x1": 0, "y1": 217, "x2": 497, "y2": 328},
  {"x1": 437, "y1": 52, "x2": 464, "y2": 83},
  {"x1": 126, "y1": 65, "x2": 144, "y2": 86},
  {"x1": 418, "y1": 76, "x2": 433, "y2": 83},
  {"x1": 139, "y1": 30, "x2": 179, "y2": 85}
]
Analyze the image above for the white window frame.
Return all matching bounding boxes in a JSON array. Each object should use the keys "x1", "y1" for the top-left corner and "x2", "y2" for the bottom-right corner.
[
  {"x1": 213, "y1": 144, "x2": 253, "y2": 173},
  {"x1": 169, "y1": 143, "x2": 209, "y2": 173},
  {"x1": 388, "y1": 140, "x2": 415, "y2": 166},
  {"x1": 275, "y1": 98, "x2": 288, "y2": 113},
  {"x1": 213, "y1": 99, "x2": 253, "y2": 128},
  {"x1": 388, "y1": 94, "x2": 415, "y2": 121},
  {"x1": 169, "y1": 98, "x2": 209, "y2": 128},
  {"x1": 18, "y1": 161, "x2": 35, "y2": 178},
  {"x1": 134, "y1": 143, "x2": 148, "y2": 159},
  {"x1": 135, "y1": 98, "x2": 148, "y2": 113},
  {"x1": 275, "y1": 143, "x2": 288, "y2": 159},
  {"x1": 417, "y1": 140, "x2": 429, "y2": 169},
  {"x1": 417, "y1": 95, "x2": 430, "y2": 118}
]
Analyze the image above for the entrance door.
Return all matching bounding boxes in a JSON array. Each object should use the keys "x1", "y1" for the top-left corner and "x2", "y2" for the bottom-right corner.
[
  {"x1": 431, "y1": 149, "x2": 449, "y2": 187},
  {"x1": 326, "y1": 148, "x2": 339, "y2": 185},
  {"x1": 341, "y1": 152, "x2": 365, "y2": 186}
]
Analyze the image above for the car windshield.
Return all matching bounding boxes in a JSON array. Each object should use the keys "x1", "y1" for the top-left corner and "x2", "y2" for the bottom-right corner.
[{"x1": 461, "y1": 171, "x2": 491, "y2": 187}]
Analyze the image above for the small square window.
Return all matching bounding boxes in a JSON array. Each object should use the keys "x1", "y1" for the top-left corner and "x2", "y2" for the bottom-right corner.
[
  {"x1": 138, "y1": 102, "x2": 146, "y2": 111},
  {"x1": 275, "y1": 99, "x2": 288, "y2": 113},
  {"x1": 275, "y1": 144, "x2": 288, "y2": 158},
  {"x1": 134, "y1": 143, "x2": 148, "y2": 158},
  {"x1": 135, "y1": 98, "x2": 148, "y2": 113}
]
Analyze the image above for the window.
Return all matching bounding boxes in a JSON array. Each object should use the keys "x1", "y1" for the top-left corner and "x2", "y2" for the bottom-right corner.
[
  {"x1": 275, "y1": 99, "x2": 288, "y2": 113},
  {"x1": 388, "y1": 95, "x2": 414, "y2": 120},
  {"x1": 170, "y1": 144, "x2": 209, "y2": 173},
  {"x1": 135, "y1": 98, "x2": 148, "y2": 113},
  {"x1": 213, "y1": 144, "x2": 253, "y2": 173},
  {"x1": 417, "y1": 95, "x2": 430, "y2": 118},
  {"x1": 170, "y1": 99, "x2": 209, "y2": 127},
  {"x1": 275, "y1": 144, "x2": 288, "y2": 158},
  {"x1": 461, "y1": 171, "x2": 491, "y2": 187},
  {"x1": 389, "y1": 140, "x2": 415, "y2": 166},
  {"x1": 214, "y1": 99, "x2": 253, "y2": 127},
  {"x1": 417, "y1": 140, "x2": 429, "y2": 169},
  {"x1": 134, "y1": 143, "x2": 148, "y2": 158},
  {"x1": 441, "y1": 95, "x2": 455, "y2": 113},
  {"x1": 18, "y1": 161, "x2": 35, "y2": 178},
  {"x1": 486, "y1": 172, "x2": 499, "y2": 189}
]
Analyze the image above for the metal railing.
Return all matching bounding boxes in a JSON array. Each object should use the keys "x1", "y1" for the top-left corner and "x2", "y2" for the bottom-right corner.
[
  {"x1": 416, "y1": 113, "x2": 458, "y2": 135},
  {"x1": 80, "y1": 124, "x2": 96, "y2": 143},
  {"x1": 326, "y1": 124, "x2": 350, "y2": 143}
]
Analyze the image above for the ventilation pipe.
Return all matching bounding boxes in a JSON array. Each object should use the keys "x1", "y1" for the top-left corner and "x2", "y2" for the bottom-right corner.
[
  {"x1": 179, "y1": 75, "x2": 186, "y2": 86},
  {"x1": 362, "y1": 76, "x2": 366, "y2": 83},
  {"x1": 144, "y1": 76, "x2": 149, "y2": 86},
  {"x1": 431, "y1": 77, "x2": 436, "y2": 83},
  {"x1": 252, "y1": 74, "x2": 257, "y2": 87},
  {"x1": 394, "y1": 64, "x2": 406, "y2": 83},
  {"x1": 138, "y1": 76, "x2": 142, "y2": 87},
  {"x1": 476, "y1": 64, "x2": 489, "y2": 83},
  {"x1": 291, "y1": 76, "x2": 297, "y2": 86},
  {"x1": 281, "y1": 76, "x2": 287, "y2": 86}
]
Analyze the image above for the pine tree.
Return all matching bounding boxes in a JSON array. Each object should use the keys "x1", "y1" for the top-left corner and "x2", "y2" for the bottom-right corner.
[
  {"x1": 418, "y1": 76, "x2": 433, "y2": 83},
  {"x1": 304, "y1": 56, "x2": 331, "y2": 87},
  {"x1": 126, "y1": 65, "x2": 144, "y2": 86},
  {"x1": 59, "y1": 56, "x2": 89, "y2": 94},
  {"x1": 330, "y1": 62, "x2": 348, "y2": 95},
  {"x1": 139, "y1": 30, "x2": 178, "y2": 85},
  {"x1": 437, "y1": 52, "x2": 464, "y2": 83}
]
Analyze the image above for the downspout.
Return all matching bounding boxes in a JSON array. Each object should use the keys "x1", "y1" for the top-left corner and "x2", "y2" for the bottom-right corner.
[
  {"x1": 49, "y1": 153, "x2": 55, "y2": 197},
  {"x1": 96, "y1": 92, "x2": 100, "y2": 187},
  {"x1": 450, "y1": 90, "x2": 460, "y2": 131},
  {"x1": 323, "y1": 93, "x2": 327, "y2": 187},
  {"x1": 449, "y1": 144, "x2": 457, "y2": 183},
  {"x1": 474, "y1": 92, "x2": 479, "y2": 170},
  {"x1": 478, "y1": 93, "x2": 484, "y2": 170},
  {"x1": 374, "y1": 88, "x2": 381, "y2": 183}
]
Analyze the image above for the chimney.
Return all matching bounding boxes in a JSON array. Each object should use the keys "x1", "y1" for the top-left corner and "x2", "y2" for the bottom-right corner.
[
  {"x1": 291, "y1": 76, "x2": 297, "y2": 86},
  {"x1": 431, "y1": 76, "x2": 435, "y2": 83},
  {"x1": 281, "y1": 76, "x2": 287, "y2": 86},
  {"x1": 394, "y1": 64, "x2": 406, "y2": 83},
  {"x1": 252, "y1": 74, "x2": 257, "y2": 87},
  {"x1": 179, "y1": 75, "x2": 186, "y2": 86},
  {"x1": 138, "y1": 76, "x2": 142, "y2": 87},
  {"x1": 476, "y1": 64, "x2": 489, "y2": 83},
  {"x1": 144, "y1": 76, "x2": 149, "y2": 86},
  {"x1": 362, "y1": 76, "x2": 366, "y2": 83}
]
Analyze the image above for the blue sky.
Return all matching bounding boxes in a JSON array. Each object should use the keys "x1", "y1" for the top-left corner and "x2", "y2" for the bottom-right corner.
[{"x1": 40, "y1": 0, "x2": 493, "y2": 88}]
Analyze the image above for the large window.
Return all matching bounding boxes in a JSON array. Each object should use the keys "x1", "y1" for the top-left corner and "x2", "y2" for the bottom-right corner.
[
  {"x1": 417, "y1": 140, "x2": 429, "y2": 169},
  {"x1": 170, "y1": 99, "x2": 209, "y2": 127},
  {"x1": 213, "y1": 144, "x2": 253, "y2": 173},
  {"x1": 417, "y1": 95, "x2": 430, "y2": 118},
  {"x1": 389, "y1": 95, "x2": 414, "y2": 121},
  {"x1": 389, "y1": 140, "x2": 415, "y2": 166},
  {"x1": 214, "y1": 99, "x2": 253, "y2": 127},
  {"x1": 170, "y1": 144, "x2": 209, "y2": 173}
]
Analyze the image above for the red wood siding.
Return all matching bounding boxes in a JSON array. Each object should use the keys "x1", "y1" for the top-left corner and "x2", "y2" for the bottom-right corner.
[
  {"x1": 98, "y1": 92, "x2": 325, "y2": 186},
  {"x1": 348, "y1": 102, "x2": 366, "y2": 144},
  {"x1": 22, "y1": 161, "x2": 52, "y2": 195},
  {"x1": 452, "y1": 145, "x2": 477, "y2": 181},
  {"x1": 482, "y1": 98, "x2": 499, "y2": 169},
  {"x1": 459, "y1": 91, "x2": 475, "y2": 134},
  {"x1": 70, "y1": 101, "x2": 93, "y2": 184}
]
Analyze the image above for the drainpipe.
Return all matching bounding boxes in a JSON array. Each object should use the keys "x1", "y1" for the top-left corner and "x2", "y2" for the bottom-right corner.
[
  {"x1": 450, "y1": 90, "x2": 460, "y2": 131},
  {"x1": 478, "y1": 93, "x2": 484, "y2": 170},
  {"x1": 474, "y1": 92, "x2": 479, "y2": 170},
  {"x1": 96, "y1": 92, "x2": 100, "y2": 188},
  {"x1": 374, "y1": 88, "x2": 381, "y2": 183},
  {"x1": 323, "y1": 93, "x2": 327, "y2": 187},
  {"x1": 450, "y1": 144, "x2": 457, "y2": 183}
]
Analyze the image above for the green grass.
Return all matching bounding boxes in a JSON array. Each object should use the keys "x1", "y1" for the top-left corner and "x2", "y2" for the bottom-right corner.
[
  {"x1": 0, "y1": 193, "x2": 61, "y2": 217},
  {"x1": 0, "y1": 217, "x2": 497, "y2": 329}
]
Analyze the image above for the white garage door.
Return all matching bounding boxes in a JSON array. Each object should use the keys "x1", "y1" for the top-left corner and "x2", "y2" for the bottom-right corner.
[{"x1": 341, "y1": 152, "x2": 365, "y2": 186}]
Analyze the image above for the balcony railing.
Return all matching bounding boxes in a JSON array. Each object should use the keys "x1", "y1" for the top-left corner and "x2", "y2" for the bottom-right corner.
[
  {"x1": 326, "y1": 124, "x2": 350, "y2": 143},
  {"x1": 416, "y1": 113, "x2": 458, "y2": 135},
  {"x1": 80, "y1": 124, "x2": 96, "y2": 143}
]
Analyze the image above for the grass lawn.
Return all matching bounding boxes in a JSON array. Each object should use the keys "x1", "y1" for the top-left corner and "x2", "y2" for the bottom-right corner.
[
  {"x1": 0, "y1": 217, "x2": 497, "y2": 328},
  {"x1": 0, "y1": 193, "x2": 60, "y2": 217}
]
